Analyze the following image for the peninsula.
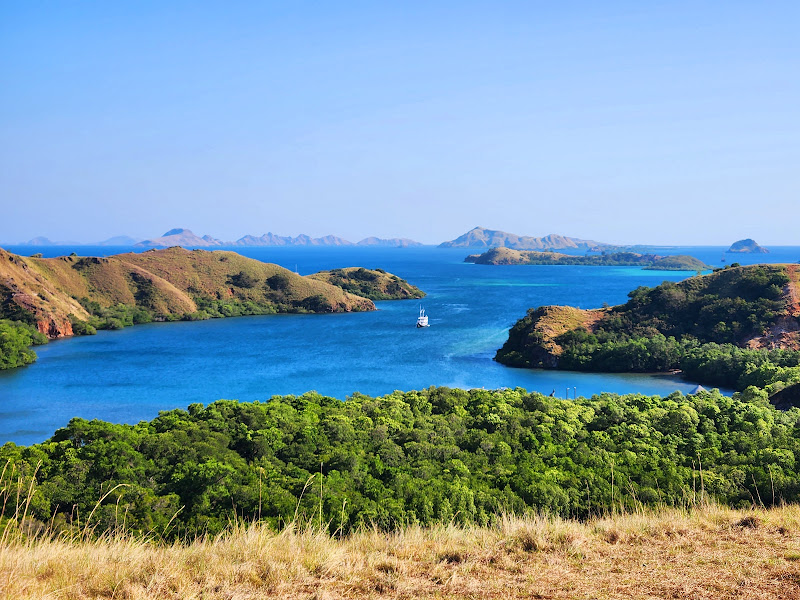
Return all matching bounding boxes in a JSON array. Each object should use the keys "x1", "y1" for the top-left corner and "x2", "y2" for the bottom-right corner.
[
  {"x1": 496, "y1": 263, "x2": 800, "y2": 393},
  {"x1": 0, "y1": 247, "x2": 423, "y2": 369},
  {"x1": 465, "y1": 247, "x2": 709, "y2": 270}
]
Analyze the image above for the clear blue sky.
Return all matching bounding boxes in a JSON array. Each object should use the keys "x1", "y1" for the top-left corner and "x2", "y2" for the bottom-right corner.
[{"x1": 1, "y1": 1, "x2": 798, "y2": 245}]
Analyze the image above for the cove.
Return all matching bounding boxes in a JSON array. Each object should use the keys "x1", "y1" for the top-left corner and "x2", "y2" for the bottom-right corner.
[{"x1": 4, "y1": 244, "x2": 792, "y2": 445}]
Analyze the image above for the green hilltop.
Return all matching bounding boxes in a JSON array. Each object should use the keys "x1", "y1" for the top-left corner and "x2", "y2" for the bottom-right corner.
[{"x1": 308, "y1": 267, "x2": 425, "y2": 300}]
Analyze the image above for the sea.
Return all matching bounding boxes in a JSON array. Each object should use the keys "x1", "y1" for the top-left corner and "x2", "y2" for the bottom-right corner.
[{"x1": 1, "y1": 244, "x2": 798, "y2": 446}]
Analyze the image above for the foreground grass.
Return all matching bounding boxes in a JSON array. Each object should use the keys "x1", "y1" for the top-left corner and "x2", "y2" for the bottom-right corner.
[{"x1": 2, "y1": 505, "x2": 800, "y2": 599}]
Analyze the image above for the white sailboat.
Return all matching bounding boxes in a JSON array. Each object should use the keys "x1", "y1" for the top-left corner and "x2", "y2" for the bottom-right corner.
[{"x1": 416, "y1": 306, "x2": 429, "y2": 328}]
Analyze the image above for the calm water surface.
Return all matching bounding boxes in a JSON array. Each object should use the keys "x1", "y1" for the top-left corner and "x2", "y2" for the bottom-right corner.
[{"x1": 2, "y1": 244, "x2": 798, "y2": 445}]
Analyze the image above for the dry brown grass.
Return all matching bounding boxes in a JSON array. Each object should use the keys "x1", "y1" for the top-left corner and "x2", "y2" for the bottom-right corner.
[{"x1": 2, "y1": 504, "x2": 799, "y2": 599}]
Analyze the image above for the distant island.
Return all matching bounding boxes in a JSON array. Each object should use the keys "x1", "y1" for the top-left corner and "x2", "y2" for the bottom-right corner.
[
  {"x1": 439, "y1": 226, "x2": 612, "y2": 250},
  {"x1": 354, "y1": 236, "x2": 422, "y2": 248},
  {"x1": 24, "y1": 235, "x2": 143, "y2": 246},
  {"x1": 230, "y1": 232, "x2": 421, "y2": 247},
  {"x1": 727, "y1": 238, "x2": 769, "y2": 253},
  {"x1": 136, "y1": 228, "x2": 224, "y2": 247},
  {"x1": 465, "y1": 247, "x2": 709, "y2": 271},
  {"x1": 23, "y1": 236, "x2": 82, "y2": 246},
  {"x1": 0, "y1": 246, "x2": 424, "y2": 369},
  {"x1": 495, "y1": 263, "x2": 800, "y2": 394}
]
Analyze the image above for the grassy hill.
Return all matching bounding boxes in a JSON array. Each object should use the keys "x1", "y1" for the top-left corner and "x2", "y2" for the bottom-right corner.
[
  {"x1": 0, "y1": 247, "x2": 376, "y2": 341},
  {"x1": 496, "y1": 264, "x2": 800, "y2": 391},
  {"x1": 2, "y1": 505, "x2": 798, "y2": 599},
  {"x1": 465, "y1": 247, "x2": 710, "y2": 270},
  {"x1": 308, "y1": 267, "x2": 425, "y2": 300}
]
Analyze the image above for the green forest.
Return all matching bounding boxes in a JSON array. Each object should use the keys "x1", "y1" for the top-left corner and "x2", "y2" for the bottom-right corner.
[{"x1": 2, "y1": 386, "x2": 798, "y2": 539}]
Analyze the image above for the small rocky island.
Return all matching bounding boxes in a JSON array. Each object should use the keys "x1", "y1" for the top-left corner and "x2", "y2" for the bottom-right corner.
[
  {"x1": 465, "y1": 247, "x2": 709, "y2": 271},
  {"x1": 727, "y1": 238, "x2": 769, "y2": 253}
]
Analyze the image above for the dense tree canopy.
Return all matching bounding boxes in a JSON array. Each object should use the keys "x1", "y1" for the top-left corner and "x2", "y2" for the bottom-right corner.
[
  {"x1": 2, "y1": 387, "x2": 798, "y2": 538},
  {"x1": 0, "y1": 319, "x2": 47, "y2": 370}
]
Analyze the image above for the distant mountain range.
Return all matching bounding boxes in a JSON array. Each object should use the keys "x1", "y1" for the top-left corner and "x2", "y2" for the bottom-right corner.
[
  {"x1": 23, "y1": 235, "x2": 142, "y2": 246},
  {"x1": 439, "y1": 227, "x2": 611, "y2": 250},
  {"x1": 134, "y1": 229, "x2": 424, "y2": 248},
  {"x1": 17, "y1": 229, "x2": 423, "y2": 248},
  {"x1": 16, "y1": 227, "x2": 776, "y2": 252}
]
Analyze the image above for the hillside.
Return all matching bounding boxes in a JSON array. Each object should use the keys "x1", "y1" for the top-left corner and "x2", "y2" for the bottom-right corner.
[
  {"x1": 3, "y1": 505, "x2": 799, "y2": 599},
  {"x1": 465, "y1": 247, "x2": 709, "y2": 270},
  {"x1": 308, "y1": 267, "x2": 425, "y2": 300},
  {"x1": 496, "y1": 264, "x2": 800, "y2": 390},
  {"x1": 439, "y1": 227, "x2": 608, "y2": 250},
  {"x1": 0, "y1": 247, "x2": 375, "y2": 341}
]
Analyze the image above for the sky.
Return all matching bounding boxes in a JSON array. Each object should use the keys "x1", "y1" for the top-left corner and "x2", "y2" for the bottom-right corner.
[{"x1": 1, "y1": 1, "x2": 798, "y2": 245}]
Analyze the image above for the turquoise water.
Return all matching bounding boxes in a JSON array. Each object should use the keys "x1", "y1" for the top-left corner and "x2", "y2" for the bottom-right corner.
[{"x1": 1, "y1": 245, "x2": 798, "y2": 445}]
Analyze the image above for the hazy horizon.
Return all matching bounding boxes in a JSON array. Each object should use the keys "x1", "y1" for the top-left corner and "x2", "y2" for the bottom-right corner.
[
  {"x1": 1, "y1": 225, "x2": 795, "y2": 248},
  {"x1": 2, "y1": 2, "x2": 798, "y2": 246}
]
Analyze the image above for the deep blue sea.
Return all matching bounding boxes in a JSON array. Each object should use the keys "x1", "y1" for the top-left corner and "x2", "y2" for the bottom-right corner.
[{"x1": 2, "y1": 244, "x2": 799, "y2": 445}]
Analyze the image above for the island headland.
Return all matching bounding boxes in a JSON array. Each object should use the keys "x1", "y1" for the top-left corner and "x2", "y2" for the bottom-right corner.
[
  {"x1": 496, "y1": 263, "x2": 800, "y2": 396},
  {"x1": 465, "y1": 247, "x2": 710, "y2": 271}
]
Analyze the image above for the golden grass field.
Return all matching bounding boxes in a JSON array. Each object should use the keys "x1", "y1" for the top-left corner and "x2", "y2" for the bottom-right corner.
[{"x1": 2, "y1": 504, "x2": 799, "y2": 599}]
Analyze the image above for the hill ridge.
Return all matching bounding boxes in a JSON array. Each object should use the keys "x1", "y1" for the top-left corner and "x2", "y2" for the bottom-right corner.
[{"x1": 0, "y1": 247, "x2": 378, "y2": 341}]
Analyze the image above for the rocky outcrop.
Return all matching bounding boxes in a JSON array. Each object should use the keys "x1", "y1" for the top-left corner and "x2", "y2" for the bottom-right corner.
[{"x1": 36, "y1": 317, "x2": 74, "y2": 339}]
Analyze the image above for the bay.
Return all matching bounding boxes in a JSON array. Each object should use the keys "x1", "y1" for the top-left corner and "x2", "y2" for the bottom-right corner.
[{"x1": 2, "y1": 244, "x2": 798, "y2": 446}]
